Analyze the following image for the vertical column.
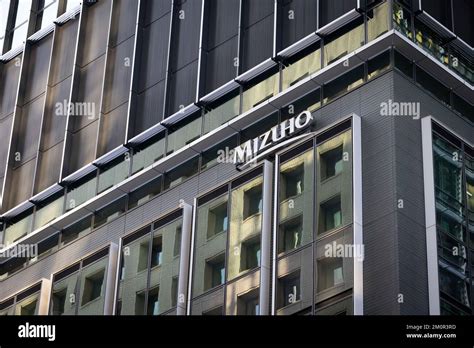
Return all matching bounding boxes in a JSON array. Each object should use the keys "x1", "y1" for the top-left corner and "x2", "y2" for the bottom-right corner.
[
  {"x1": 32, "y1": 25, "x2": 57, "y2": 194},
  {"x1": 421, "y1": 116, "x2": 440, "y2": 315},
  {"x1": 104, "y1": 243, "x2": 119, "y2": 315},
  {"x1": 177, "y1": 201, "x2": 193, "y2": 315},
  {"x1": 59, "y1": 2, "x2": 85, "y2": 180},
  {"x1": 124, "y1": 0, "x2": 143, "y2": 142},
  {"x1": 195, "y1": 0, "x2": 206, "y2": 102},
  {"x1": 94, "y1": 0, "x2": 115, "y2": 158},
  {"x1": 38, "y1": 277, "x2": 52, "y2": 315},
  {"x1": 352, "y1": 114, "x2": 364, "y2": 315},
  {"x1": 260, "y1": 159, "x2": 273, "y2": 315}
]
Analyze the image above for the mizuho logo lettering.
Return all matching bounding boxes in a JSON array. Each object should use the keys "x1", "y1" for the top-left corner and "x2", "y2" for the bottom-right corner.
[{"x1": 233, "y1": 110, "x2": 314, "y2": 164}]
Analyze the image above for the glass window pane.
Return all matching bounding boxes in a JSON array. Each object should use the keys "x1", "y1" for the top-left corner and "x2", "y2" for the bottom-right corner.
[
  {"x1": 203, "y1": 94, "x2": 240, "y2": 135},
  {"x1": 242, "y1": 72, "x2": 279, "y2": 113},
  {"x1": 33, "y1": 195, "x2": 64, "y2": 230},
  {"x1": 132, "y1": 137, "x2": 165, "y2": 174},
  {"x1": 392, "y1": 1, "x2": 412, "y2": 40},
  {"x1": 38, "y1": 1, "x2": 59, "y2": 30},
  {"x1": 0, "y1": 0, "x2": 9, "y2": 52},
  {"x1": 148, "y1": 218, "x2": 182, "y2": 314},
  {"x1": 66, "y1": 175, "x2": 97, "y2": 212},
  {"x1": 323, "y1": 21, "x2": 364, "y2": 67},
  {"x1": 318, "y1": 257, "x2": 344, "y2": 292},
  {"x1": 128, "y1": 176, "x2": 162, "y2": 209},
  {"x1": 60, "y1": 216, "x2": 93, "y2": 246},
  {"x1": 118, "y1": 235, "x2": 150, "y2": 315},
  {"x1": 166, "y1": 116, "x2": 202, "y2": 155},
  {"x1": 368, "y1": 50, "x2": 391, "y2": 80},
  {"x1": 367, "y1": 1, "x2": 390, "y2": 42},
  {"x1": 10, "y1": 22, "x2": 28, "y2": 48},
  {"x1": 316, "y1": 131, "x2": 352, "y2": 235},
  {"x1": 228, "y1": 177, "x2": 263, "y2": 280},
  {"x1": 98, "y1": 157, "x2": 130, "y2": 194},
  {"x1": 93, "y1": 196, "x2": 127, "y2": 229},
  {"x1": 15, "y1": 294, "x2": 39, "y2": 315},
  {"x1": 277, "y1": 270, "x2": 301, "y2": 308},
  {"x1": 4, "y1": 213, "x2": 33, "y2": 244},
  {"x1": 282, "y1": 48, "x2": 321, "y2": 90},
  {"x1": 163, "y1": 157, "x2": 199, "y2": 190},
  {"x1": 77, "y1": 257, "x2": 108, "y2": 315},
  {"x1": 15, "y1": 0, "x2": 33, "y2": 27},
  {"x1": 278, "y1": 149, "x2": 313, "y2": 254},
  {"x1": 323, "y1": 65, "x2": 364, "y2": 104},
  {"x1": 192, "y1": 194, "x2": 228, "y2": 297},
  {"x1": 66, "y1": 0, "x2": 81, "y2": 11},
  {"x1": 51, "y1": 271, "x2": 79, "y2": 315}
]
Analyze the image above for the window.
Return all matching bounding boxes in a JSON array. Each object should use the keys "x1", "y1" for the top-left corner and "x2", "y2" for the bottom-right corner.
[
  {"x1": 279, "y1": 216, "x2": 303, "y2": 253},
  {"x1": 128, "y1": 176, "x2": 162, "y2": 209},
  {"x1": 66, "y1": 174, "x2": 97, "y2": 212},
  {"x1": 318, "y1": 257, "x2": 344, "y2": 291},
  {"x1": 323, "y1": 65, "x2": 364, "y2": 103},
  {"x1": 163, "y1": 157, "x2": 199, "y2": 190},
  {"x1": 151, "y1": 235, "x2": 163, "y2": 267},
  {"x1": 35, "y1": 0, "x2": 60, "y2": 32},
  {"x1": 93, "y1": 196, "x2": 127, "y2": 229},
  {"x1": 117, "y1": 215, "x2": 183, "y2": 315},
  {"x1": 97, "y1": 156, "x2": 130, "y2": 194},
  {"x1": 202, "y1": 306, "x2": 223, "y2": 315},
  {"x1": 201, "y1": 135, "x2": 238, "y2": 171},
  {"x1": 393, "y1": 1, "x2": 412, "y2": 39},
  {"x1": 33, "y1": 193, "x2": 64, "y2": 230},
  {"x1": 207, "y1": 202, "x2": 228, "y2": 239},
  {"x1": 203, "y1": 93, "x2": 240, "y2": 134},
  {"x1": 240, "y1": 236, "x2": 261, "y2": 272},
  {"x1": 320, "y1": 145, "x2": 343, "y2": 180},
  {"x1": 131, "y1": 137, "x2": 165, "y2": 174},
  {"x1": 173, "y1": 226, "x2": 182, "y2": 257},
  {"x1": 367, "y1": 1, "x2": 390, "y2": 42},
  {"x1": 205, "y1": 253, "x2": 225, "y2": 290},
  {"x1": 4, "y1": 210, "x2": 33, "y2": 245},
  {"x1": 319, "y1": 195, "x2": 342, "y2": 233},
  {"x1": 394, "y1": 49, "x2": 413, "y2": 78},
  {"x1": 60, "y1": 216, "x2": 92, "y2": 246},
  {"x1": 147, "y1": 287, "x2": 160, "y2": 315},
  {"x1": 416, "y1": 67, "x2": 450, "y2": 106},
  {"x1": 4, "y1": 0, "x2": 33, "y2": 52},
  {"x1": 281, "y1": 163, "x2": 304, "y2": 199},
  {"x1": 278, "y1": 270, "x2": 301, "y2": 308},
  {"x1": 66, "y1": 0, "x2": 81, "y2": 11},
  {"x1": 81, "y1": 269, "x2": 105, "y2": 306},
  {"x1": 242, "y1": 71, "x2": 280, "y2": 113},
  {"x1": 0, "y1": 0, "x2": 9, "y2": 53},
  {"x1": 228, "y1": 176, "x2": 264, "y2": 280},
  {"x1": 323, "y1": 20, "x2": 364, "y2": 67},
  {"x1": 243, "y1": 185, "x2": 263, "y2": 219},
  {"x1": 166, "y1": 115, "x2": 202, "y2": 155},
  {"x1": 282, "y1": 46, "x2": 321, "y2": 90},
  {"x1": 368, "y1": 50, "x2": 391, "y2": 80},
  {"x1": 193, "y1": 193, "x2": 228, "y2": 297},
  {"x1": 237, "y1": 290, "x2": 259, "y2": 315},
  {"x1": 51, "y1": 288, "x2": 66, "y2": 315},
  {"x1": 18, "y1": 298, "x2": 38, "y2": 315}
]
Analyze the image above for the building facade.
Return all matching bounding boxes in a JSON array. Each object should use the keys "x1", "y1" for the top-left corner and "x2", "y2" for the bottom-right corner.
[{"x1": 0, "y1": 0, "x2": 472, "y2": 316}]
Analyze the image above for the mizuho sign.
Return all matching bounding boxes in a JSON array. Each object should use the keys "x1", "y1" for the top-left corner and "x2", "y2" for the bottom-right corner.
[{"x1": 233, "y1": 110, "x2": 314, "y2": 166}]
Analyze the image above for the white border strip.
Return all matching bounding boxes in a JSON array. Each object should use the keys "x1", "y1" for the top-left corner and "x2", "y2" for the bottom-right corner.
[
  {"x1": 421, "y1": 116, "x2": 440, "y2": 315},
  {"x1": 352, "y1": 114, "x2": 363, "y2": 315}
]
